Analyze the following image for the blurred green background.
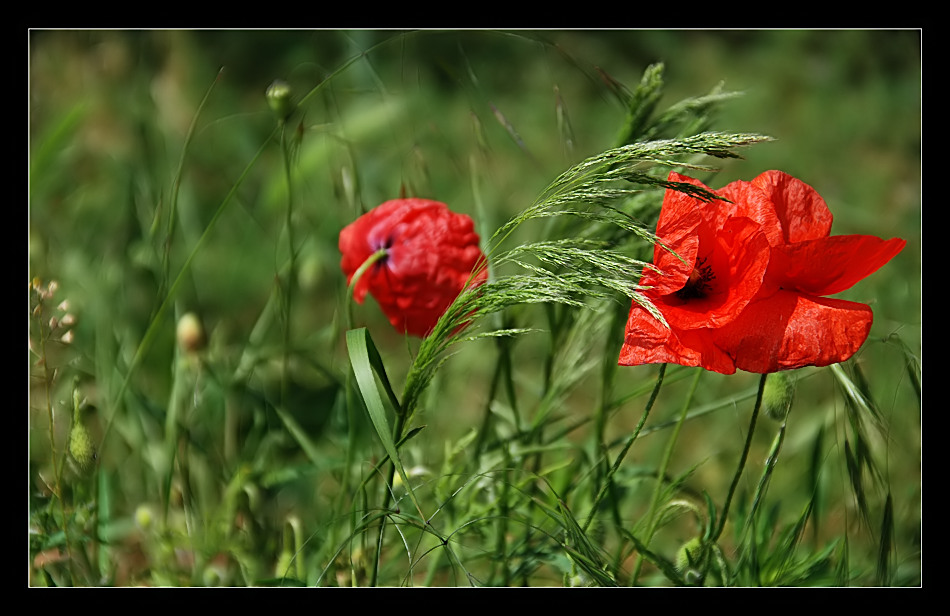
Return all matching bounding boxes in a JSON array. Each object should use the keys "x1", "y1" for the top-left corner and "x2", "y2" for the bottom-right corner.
[{"x1": 29, "y1": 29, "x2": 921, "y2": 586}]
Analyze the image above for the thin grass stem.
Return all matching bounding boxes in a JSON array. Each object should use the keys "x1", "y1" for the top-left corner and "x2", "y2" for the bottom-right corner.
[
  {"x1": 739, "y1": 405, "x2": 789, "y2": 552},
  {"x1": 630, "y1": 366, "x2": 701, "y2": 585},
  {"x1": 278, "y1": 123, "x2": 296, "y2": 408},
  {"x1": 712, "y1": 373, "x2": 768, "y2": 545},
  {"x1": 583, "y1": 363, "x2": 667, "y2": 533}
]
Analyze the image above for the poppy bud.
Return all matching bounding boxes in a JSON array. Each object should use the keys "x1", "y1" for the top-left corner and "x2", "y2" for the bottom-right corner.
[
  {"x1": 762, "y1": 372, "x2": 796, "y2": 421},
  {"x1": 68, "y1": 420, "x2": 96, "y2": 471},
  {"x1": 675, "y1": 536, "x2": 704, "y2": 574},
  {"x1": 67, "y1": 378, "x2": 95, "y2": 471},
  {"x1": 266, "y1": 79, "x2": 295, "y2": 121}
]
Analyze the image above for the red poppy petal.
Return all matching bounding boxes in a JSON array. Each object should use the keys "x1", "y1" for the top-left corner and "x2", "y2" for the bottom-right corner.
[
  {"x1": 714, "y1": 179, "x2": 785, "y2": 247},
  {"x1": 767, "y1": 235, "x2": 906, "y2": 297},
  {"x1": 619, "y1": 302, "x2": 737, "y2": 374},
  {"x1": 339, "y1": 226, "x2": 375, "y2": 302},
  {"x1": 647, "y1": 174, "x2": 704, "y2": 294},
  {"x1": 751, "y1": 170, "x2": 834, "y2": 243},
  {"x1": 714, "y1": 291, "x2": 873, "y2": 373}
]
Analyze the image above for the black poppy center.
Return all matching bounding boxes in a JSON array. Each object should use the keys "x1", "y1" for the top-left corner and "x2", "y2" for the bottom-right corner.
[{"x1": 675, "y1": 256, "x2": 716, "y2": 300}]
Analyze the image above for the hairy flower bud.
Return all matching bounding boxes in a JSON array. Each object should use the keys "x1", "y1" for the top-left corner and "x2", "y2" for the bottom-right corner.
[
  {"x1": 675, "y1": 536, "x2": 704, "y2": 574},
  {"x1": 69, "y1": 421, "x2": 96, "y2": 471},
  {"x1": 763, "y1": 371, "x2": 796, "y2": 421}
]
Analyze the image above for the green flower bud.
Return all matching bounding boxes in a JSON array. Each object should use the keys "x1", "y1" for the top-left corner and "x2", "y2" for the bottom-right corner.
[
  {"x1": 69, "y1": 421, "x2": 96, "y2": 471},
  {"x1": 266, "y1": 79, "x2": 295, "y2": 121},
  {"x1": 675, "y1": 536, "x2": 704, "y2": 574},
  {"x1": 762, "y1": 372, "x2": 796, "y2": 421}
]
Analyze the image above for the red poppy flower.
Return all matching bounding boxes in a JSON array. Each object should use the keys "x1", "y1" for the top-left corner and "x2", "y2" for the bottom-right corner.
[
  {"x1": 339, "y1": 198, "x2": 488, "y2": 338},
  {"x1": 619, "y1": 171, "x2": 906, "y2": 374}
]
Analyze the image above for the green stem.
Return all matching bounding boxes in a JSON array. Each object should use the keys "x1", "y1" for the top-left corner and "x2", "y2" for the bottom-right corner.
[
  {"x1": 743, "y1": 405, "x2": 788, "y2": 542},
  {"x1": 583, "y1": 363, "x2": 667, "y2": 533},
  {"x1": 98, "y1": 131, "x2": 274, "y2": 458},
  {"x1": 41, "y1": 317, "x2": 75, "y2": 580},
  {"x1": 279, "y1": 124, "x2": 296, "y2": 407},
  {"x1": 734, "y1": 401, "x2": 788, "y2": 576},
  {"x1": 711, "y1": 373, "x2": 767, "y2": 545},
  {"x1": 631, "y1": 366, "x2": 701, "y2": 585},
  {"x1": 344, "y1": 248, "x2": 388, "y2": 332}
]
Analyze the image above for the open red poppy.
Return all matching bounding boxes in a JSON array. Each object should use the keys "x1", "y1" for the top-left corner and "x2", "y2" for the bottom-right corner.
[
  {"x1": 619, "y1": 171, "x2": 906, "y2": 374},
  {"x1": 339, "y1": 198, "x2": 488, "y2": 338}
]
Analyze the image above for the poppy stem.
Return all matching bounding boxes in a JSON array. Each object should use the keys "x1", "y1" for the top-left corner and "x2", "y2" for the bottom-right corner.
[
  {"x1": 344, "y1": 248, "x2": 389, "y2": 331},
  {"x1": 712, "y1": 373, "x2": 768, "y2": 545},
  {"x1": 734, "y1": 402, "x2": 789, "y2": 576},
  {"x1": 279, "y1": 122, "x2": 296, "y2": 409}
]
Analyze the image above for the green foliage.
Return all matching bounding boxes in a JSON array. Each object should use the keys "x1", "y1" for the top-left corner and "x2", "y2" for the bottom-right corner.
[{"x1": 29, "y1": 29, "x2": 920, "y2": 587}]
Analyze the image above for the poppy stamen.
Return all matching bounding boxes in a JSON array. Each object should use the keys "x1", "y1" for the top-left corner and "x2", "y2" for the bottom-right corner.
[{"x1": 675, "y1": 256, "x2": 716, "y2": 300}]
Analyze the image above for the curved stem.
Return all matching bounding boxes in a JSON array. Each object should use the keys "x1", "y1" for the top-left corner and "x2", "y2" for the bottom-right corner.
[
  {"x1": 344, "y1": 248, "x2": 388, "y2": 332},
  {"x1": 711, "y1": 373, "x2": 767, "y2": 545}
]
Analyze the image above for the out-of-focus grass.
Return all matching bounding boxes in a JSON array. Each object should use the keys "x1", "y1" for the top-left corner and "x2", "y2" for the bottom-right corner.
[{"x1": 29, "y1": 29, "x2": 920, "y2": 586}]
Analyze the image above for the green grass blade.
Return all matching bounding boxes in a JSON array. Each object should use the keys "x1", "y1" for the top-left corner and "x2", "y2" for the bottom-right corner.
[
  {"x1": 98, "y1": 129, "x2": 275, "y2": 457},
  {"x1": 345, "y1": 328, "x2": 424, "y2": 520},
  {"x1": 834, "y1": 535, "x2": 851, "y2": 586}
]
